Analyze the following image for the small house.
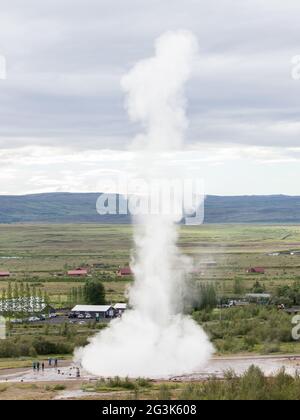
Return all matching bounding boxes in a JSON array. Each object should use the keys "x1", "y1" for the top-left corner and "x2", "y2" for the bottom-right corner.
[
  {"x1": 247, "y1": 267, "x2": 265, "y2": 274},
  {"x1": 117, "y1": 267, "x2": 133, "y2": 277},
  {"x1": 245, "y1": 293, "x2": 271, "y2": 304},
  {"x1": 202, "y1": 260, "x2": 217, "y2": 267},
  {"x1": 0, "y1": 271, "x2": 10, "y2": 278},
  {"x1": 67, "y1": 268, "x2": 88, "y2": 277},
  {"x1": 93, "y1": 263, "x2": 104, "y2": 269},
  {"x1": 229, "y1": 300, "x2": 250, "y2": 308},
  {"x1": 285, "y1": 307, "x2": 300, "y2": 315}
]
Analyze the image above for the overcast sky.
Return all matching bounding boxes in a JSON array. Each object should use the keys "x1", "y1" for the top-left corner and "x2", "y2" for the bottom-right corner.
[{"x1": 0, "y1": 0, "x2": 299, "y2": 195}]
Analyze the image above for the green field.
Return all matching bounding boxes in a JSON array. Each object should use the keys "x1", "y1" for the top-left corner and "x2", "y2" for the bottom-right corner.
[
  {"x1": 0, "y1": 224, "x2": 300, "y2": 304},
  {"x1": 0, "y1": 223, "x2": 300, "y2": 399}
]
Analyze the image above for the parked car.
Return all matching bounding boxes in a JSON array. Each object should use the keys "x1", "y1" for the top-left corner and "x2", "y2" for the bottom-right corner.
[
  {"x1": 28, "y1": 317, "x2": 41, "y2": 323},
  {"x1": 85, "y1": 313, "x2": 92, "y2": 319},
  {"x1": 77, "y1": 314, "x2": 85, "y2": 319},
  {"x1": 11, "y1": 319, "x2": 23, "y2": 324}
]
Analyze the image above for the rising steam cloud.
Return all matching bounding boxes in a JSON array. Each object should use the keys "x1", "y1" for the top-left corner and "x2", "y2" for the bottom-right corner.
[{"x1": 75, "y1": 31, "x2": 213, "y2": 378}]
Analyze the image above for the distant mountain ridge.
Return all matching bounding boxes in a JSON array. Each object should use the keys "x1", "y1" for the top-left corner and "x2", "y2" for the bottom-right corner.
[{"x1": 0, "y1": 193, "x2": 300, "y2": 224}]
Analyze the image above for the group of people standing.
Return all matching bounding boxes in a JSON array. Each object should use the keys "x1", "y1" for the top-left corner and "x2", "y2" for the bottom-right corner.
[
  {"x1": 32, "y1": 358, "x2": 58, "y2": 372},
  {"x1": 32, "y1": 361, "x2": 45, "y2": 372},
  {"x1": 48, "y1": 358, "x2": 58, "y2": 368}
]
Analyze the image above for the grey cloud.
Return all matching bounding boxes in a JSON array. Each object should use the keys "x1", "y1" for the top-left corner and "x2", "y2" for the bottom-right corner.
[{"x1": 0, "y1": 0, "x2": 299, "y2": 153}]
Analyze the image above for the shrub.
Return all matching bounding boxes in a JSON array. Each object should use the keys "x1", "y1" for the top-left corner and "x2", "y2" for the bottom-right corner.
[
  {"x1": 106, "y1": 377, "x2": 137, "y2": 390},
  {"x1": 158, "y1": 384, "x2": 172, "y2": 400},
  {"x1": 194, "y1": 306, "x2": 294, "y2": 354},
  {"x1": 0, "y1": 335, "x2": 73, "y2": 358},
  {"x1": 52, "y1": 384, "x2": 66, "y2": 391},
  {"x1": 179, "y1": 366, "x2": 300, "y2": 400},
  {"x1": 136, "y1": 378, "x2": 152, "y2": 388}
]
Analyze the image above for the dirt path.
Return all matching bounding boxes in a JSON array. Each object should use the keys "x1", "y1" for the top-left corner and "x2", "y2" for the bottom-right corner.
[
  {"x1": 1, "y1": 355, "x2": 300, "y2": 384},
  {"x1": 54, "y1": 390, "x2": 130, "y2": 400},
  {"x1": 0, "y1": 360, "x2": 70, "y2": 377}
]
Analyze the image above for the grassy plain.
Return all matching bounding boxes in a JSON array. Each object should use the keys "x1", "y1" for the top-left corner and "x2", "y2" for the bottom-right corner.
[{"x1": 1, "y1": 223, "x2": 300, "y2": 303}]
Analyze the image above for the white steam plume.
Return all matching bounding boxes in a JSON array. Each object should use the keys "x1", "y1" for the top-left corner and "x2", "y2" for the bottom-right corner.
[{"x1": 76, "y1": 31, "x2": 213, "y2": 378}]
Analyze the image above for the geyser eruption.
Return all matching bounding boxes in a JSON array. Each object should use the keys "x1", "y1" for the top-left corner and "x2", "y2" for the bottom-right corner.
[{"x1": 76, "y1": 31, "x2": 213, "y2": 378}]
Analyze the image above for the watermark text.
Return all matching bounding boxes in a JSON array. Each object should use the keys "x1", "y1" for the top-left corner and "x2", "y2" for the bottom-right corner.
[
  {"x1": 0, "y1": 55, "x2": 7, "y2": 80},
  {"x1": 292, "y1": 315, "x2": 300, "y2": 341},
  {"x1": 96, "y1": 178, "x2": 205, "y2": 225},
  {"x1": 291, "y1": 55, "x2": 300, "y2": 80}
]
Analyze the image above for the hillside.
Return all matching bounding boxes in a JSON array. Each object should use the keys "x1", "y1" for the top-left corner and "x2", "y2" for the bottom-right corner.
[
  {"x1": 0, "y1": 193, "x2": 299, "y2": 224},
  {"x1": 205, "y1": 195, "x2": 300, "y2": 224}
]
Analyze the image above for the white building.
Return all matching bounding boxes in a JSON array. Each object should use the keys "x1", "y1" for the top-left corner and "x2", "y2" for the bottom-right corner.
[
  {"x1": 114, "y1": 303, "x2": 127, "y2": 315},
  {"x1": 71, "y1": 305, "x2": 115, "y2": 319}
]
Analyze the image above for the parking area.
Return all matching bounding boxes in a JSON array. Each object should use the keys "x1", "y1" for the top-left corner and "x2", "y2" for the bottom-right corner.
[{"x1": 12, "y1": 315, "x2": 112, "y2": 326}]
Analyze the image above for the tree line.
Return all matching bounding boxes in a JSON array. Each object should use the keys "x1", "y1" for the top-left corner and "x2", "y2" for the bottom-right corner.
[{"x1": 67, "y1": 280, "x2": 106, "y2": 306}]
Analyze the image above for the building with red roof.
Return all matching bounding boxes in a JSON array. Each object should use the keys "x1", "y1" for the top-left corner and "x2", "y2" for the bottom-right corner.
[
  {"x1": 247, "y1": 267, "x2": 265, "y2": 274},
  {"x1": 0, "y1": 271, "x2": 10, "y2": 277},
  {"x1": 67, "y1": 268, "x2": 88, "y2": 277},
  {"x1": 117, "y1": 267, "x2": 133, "y2": 277}
]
